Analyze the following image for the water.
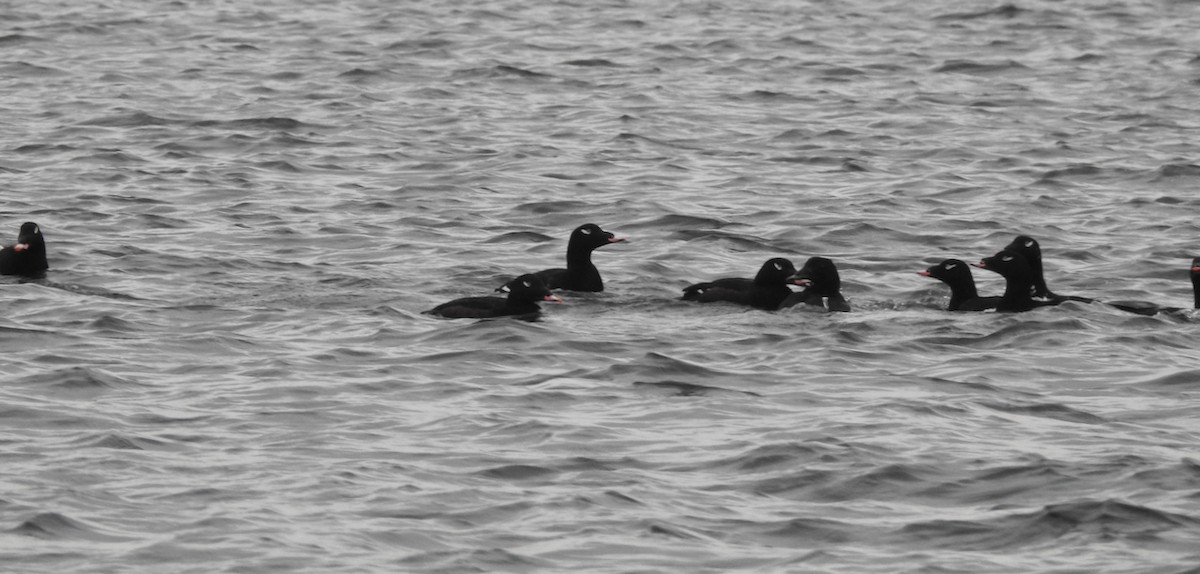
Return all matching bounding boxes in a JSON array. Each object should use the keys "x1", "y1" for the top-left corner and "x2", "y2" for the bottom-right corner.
[{"x1": 3, "y1": 0, "x2": 1200, "y2": 572}]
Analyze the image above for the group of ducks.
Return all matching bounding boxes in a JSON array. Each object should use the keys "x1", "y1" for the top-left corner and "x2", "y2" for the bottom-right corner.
[
  {"x1": 425, "y1": 223, "x2": 853, "y2": 318},
  {"x1": 922, "y1": 237, "x2": 1200, "y2": 316},
  {"x1": 423, "y1": 223, "x2": 1200, "y2": 319},
  {"x1": 3, "y1": 221, "x2": 1195, "y2": 319}
]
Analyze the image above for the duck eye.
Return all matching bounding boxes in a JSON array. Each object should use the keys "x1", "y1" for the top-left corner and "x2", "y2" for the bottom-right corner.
[
  {"x1": 580, "y1": 228, "x2": 592, "y2": 235},
  {"x1": 773, "y1": 262, "x2": 782, "y2": 271},
  {"x1": 1002, "y1": 255, "x2": 1014, "y2": 262},
  {"x1": 1024, "y1": 240, "x2": 1034, "y2": 248},
  {"x1": 944, "y1": 263, "x2": 957, "y2": 270},
  {"x1": 522, "y1": 281, "x2": 531, "y2": 288}
]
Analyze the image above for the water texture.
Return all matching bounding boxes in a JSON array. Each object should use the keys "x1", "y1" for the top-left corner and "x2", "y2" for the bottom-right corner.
[{"x1": 3, "y1": 0, "x2": 1200, "y2": 572}]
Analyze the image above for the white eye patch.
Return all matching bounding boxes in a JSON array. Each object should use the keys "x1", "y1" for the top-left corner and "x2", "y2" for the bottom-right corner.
[
  {"x1": 944, "y1": 263, "x2": 957, "y2": 270},
  {"x1": 773, "y1": 262, "x2": 782, "y2": 271},
  {"x1": 1002, "y1": 255, "x2": 1014, "y2": 262},
  {"x1": 1024, "y1": 240, "x2": 1034, "y2": 248},
  {"x1": 522, "y1": 281, "x2": 532, "y2": 288},
  {"x1": 580, "y1": 228, "x2": 592, "y2": 235}
]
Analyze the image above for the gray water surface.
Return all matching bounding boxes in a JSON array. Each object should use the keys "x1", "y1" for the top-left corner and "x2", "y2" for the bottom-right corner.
[{"x1": 3, "y1": 1, "x2": 1200, "y2": 572}]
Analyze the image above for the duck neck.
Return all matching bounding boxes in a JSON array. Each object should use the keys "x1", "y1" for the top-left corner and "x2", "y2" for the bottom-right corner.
[
  {"x1": 17, "y1": 237, "x2": 48, "y2": 271},
  {"x1": 999, "y1": 273, "x2": 1035, "y2": 311},
  {"x1": 31, "y1": 240, "x2": 47, "y2": 264},
  {"x1": 1027, "y1": 258, "x2": 1052, "y2": 298},
  {"x1": 947, "y1": 278, "x2": 979, "y2": 310},
  {"x1": 812, "y1": 279, "x2": 840, "y2": 298},
  {"x1": 565, "y1": 239, "x2": 596, "y2": 267},
  {"x1": 565, "y1": 245, "x2": 601, "y2": 289},
  {"x1": 1192, "y1": 274, "x2": 1200, "y2": 309}
]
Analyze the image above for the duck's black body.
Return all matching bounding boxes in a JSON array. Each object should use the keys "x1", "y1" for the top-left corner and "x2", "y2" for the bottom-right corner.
[
  {"x1": 682, "y1": 257, "x2": 797, "y2": 310},
  {"x1": 919, "y1": 258, "x2": 999, "y2": 311},
  {"x1": 0, "y1": 222, "x2": 48, "y2": 277},
  {"x1": 429, "y1": 274, "x2": 561, "y2": 319}
]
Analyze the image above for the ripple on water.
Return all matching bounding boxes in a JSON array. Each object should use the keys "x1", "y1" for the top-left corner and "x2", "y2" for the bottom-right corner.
[
  {"x1": 10, "y1": 512, "x2": 133, "y2": 542},
  {"x1": 5, "y1": 1, "x2": 1200, "y2": 573}
]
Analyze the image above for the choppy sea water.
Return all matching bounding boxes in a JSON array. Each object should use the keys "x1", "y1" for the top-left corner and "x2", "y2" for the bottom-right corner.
[{"x1": 4, "y1": 0, "x2": 1200, "y2": 572}]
